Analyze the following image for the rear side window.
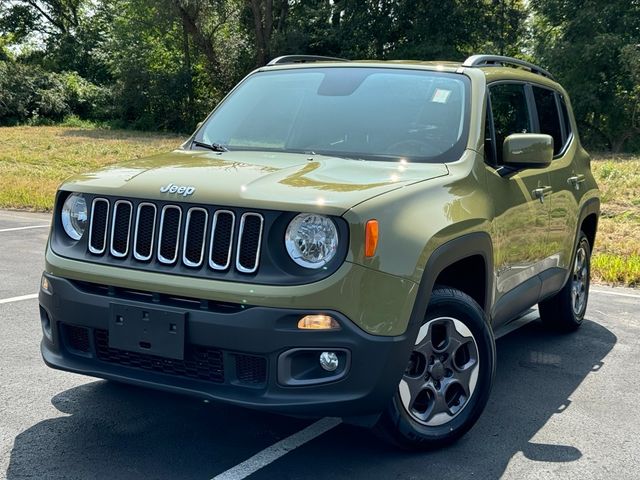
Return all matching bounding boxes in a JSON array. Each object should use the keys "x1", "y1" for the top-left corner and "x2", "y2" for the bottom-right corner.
[
  {"x1": 489, "y1": 83, "x2": 532, "y2": 164},
  {"x1": 559, "y1": 94, "x2": 572, "y2": 141},
  {"x1": 532, "y1": 86, "x2": 563, "y2": 155}
]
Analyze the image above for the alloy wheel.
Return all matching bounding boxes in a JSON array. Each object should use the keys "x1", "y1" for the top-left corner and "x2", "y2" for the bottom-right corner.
[
  {"x1": 571, "y1": 244, "x2": 589, "y2": 316},
  {"x1": 399, "y1": 317, "x2": 480, "y2": 427}
]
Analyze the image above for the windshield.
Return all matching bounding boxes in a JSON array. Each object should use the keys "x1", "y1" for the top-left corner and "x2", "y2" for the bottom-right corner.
[{"x1": 196, "y1": 67, "x2": 470, "y2": 162}]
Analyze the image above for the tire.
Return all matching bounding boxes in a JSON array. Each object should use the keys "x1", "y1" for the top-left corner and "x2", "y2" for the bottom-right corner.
[
  {"x1": 539, "y1": 232, "x2": 591, "y2": 332},
  {"x1": 374, "y1": 287, "x2": 496, "y2": 450}
]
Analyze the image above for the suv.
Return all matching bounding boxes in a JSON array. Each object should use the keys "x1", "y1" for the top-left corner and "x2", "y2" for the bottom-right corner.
[{"x1": 39, "y1": 54, "x2": 600, "y2": 449}]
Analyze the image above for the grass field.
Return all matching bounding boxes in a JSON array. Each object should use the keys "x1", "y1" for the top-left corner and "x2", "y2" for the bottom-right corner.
[
  {"x1": 590, "y1": 157, "x2": 640, "y2": 286},
  {"x1": 0, "y1": 125, "x2": 638, "y2": 287},
  {"x1": 0, "y1": 126, "x2": 184, "y2": 210}
]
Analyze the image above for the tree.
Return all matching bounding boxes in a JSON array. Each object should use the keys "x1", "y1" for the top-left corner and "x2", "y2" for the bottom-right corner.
[
  {"x1": 0, "y1": 0, "x2": 638, "y2": 151},
  {"x1": 242, "y1": 0, "x2": 289, "y2": 66},
  {"x1": 531, "y1": 0, "x2": 640, "y2": 151},
  {"x1": 261, "y1": 0, "x2": 528, "y2": 62},
  {"x1": 0, "y1": 0, "x2": 114, "y2": 82}
]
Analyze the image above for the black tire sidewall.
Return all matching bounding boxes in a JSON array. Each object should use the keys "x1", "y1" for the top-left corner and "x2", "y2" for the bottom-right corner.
[
  {"x1": 381, "y1": 288, "x2": 496, "y2": 448},
  {"x1": 538, "y1": 231, "x2": 592, "y2": 331}
]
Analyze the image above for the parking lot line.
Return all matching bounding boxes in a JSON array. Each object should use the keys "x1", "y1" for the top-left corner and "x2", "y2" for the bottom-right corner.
[
  {"x1": 591, "y1": 289, "x2": 640, "y2": 299},
  {"x1": 212, "y1": 417, "x2": 342, "y2": 480},
  {"x1": 0, "y1": 293, "x2": 38, "y2": 305},
  {"x1": 0, "y1": 225, "x2": 49, "y2": 233}
]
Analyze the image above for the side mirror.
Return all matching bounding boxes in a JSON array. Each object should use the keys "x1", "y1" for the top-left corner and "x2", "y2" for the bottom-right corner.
[
  {"x1": 503, "y1": 133, "x2": 553, "y2": 168},
  {"x1": 196, "y1": 121, "x2": 203, "y2": 130}
]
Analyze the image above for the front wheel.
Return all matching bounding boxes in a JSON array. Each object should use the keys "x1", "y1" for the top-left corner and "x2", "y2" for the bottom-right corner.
[{"x1": 374, "y1": 287, "x2": 495, "y2": 450}]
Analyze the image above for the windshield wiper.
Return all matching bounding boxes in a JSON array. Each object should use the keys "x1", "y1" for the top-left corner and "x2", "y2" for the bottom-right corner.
[{"x1": 192, "y1": 140, "x2": 229, "y2": 152}]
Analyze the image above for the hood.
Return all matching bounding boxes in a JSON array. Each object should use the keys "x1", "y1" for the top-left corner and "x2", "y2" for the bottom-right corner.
[{"x1": 60, "y1": 150, "x2": 449, "y2": 215}]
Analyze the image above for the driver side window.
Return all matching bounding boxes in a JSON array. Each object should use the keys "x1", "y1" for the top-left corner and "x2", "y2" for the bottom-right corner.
[{"x1": 489, "y1": 83, "x2": 532, "y2": 164}]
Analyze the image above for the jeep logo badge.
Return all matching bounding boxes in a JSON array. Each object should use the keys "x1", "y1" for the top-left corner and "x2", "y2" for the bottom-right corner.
[{"x1": 160, "y1": 183, "x2": 195, "y2": 197}]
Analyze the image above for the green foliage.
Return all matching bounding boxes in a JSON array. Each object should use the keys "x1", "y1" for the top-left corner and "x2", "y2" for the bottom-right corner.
[
  {"x1": 0, "y1": 61, "x2": 67, "y2": 124},
  {"x1": 0, "y1": 4, "x2": 36, "y2": 45},
  {"x1": 58, "y1": 72, "x2": 114, "y2": 120},
  {"x1": 531, "y1": 0, "x2": 640, "y2": 152},
  {"x1": 592, "y1": 253, "x2": 640, "y2": 287},
  {"x1": 104, "y1": 0, "x2": 194, "y2": 131},
  {"x1": 276, "y1": 0, "x2": 527, "y2": 61},
  {"x1": 0, "y1": 61, "x2": 113, "y2": 126}
]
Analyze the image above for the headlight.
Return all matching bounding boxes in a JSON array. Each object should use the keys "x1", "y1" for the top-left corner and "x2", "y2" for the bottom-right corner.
[
  {"x1": 61, "y1": 193, "x2": 87, "y2": 240},
  {"x1": 285, "y1": 213, "x2": 339, "y2": 269}
]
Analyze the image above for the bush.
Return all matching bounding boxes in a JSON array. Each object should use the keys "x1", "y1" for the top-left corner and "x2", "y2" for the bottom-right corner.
[
  {"x1": 0, "y1": 61, "x2": 69, "y2": 124},
  {"x1": 0, "y1": 61, "x2": 115, "y2": 126},
  {"x1": 59, "y1": 114, "x2": 102, "y2": 128},
  {"x1": 59, "y1": 72, "x2": 114, "y2": 120}
]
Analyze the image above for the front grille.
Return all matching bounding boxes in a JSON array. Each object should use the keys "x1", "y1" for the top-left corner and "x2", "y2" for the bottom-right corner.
[
  {"x1": 94, "y1": 329, "x2": 225, "y2": 383},
  {"x1": 236, "y1": 213, "x2": 264, "y2": 273},
  {"x1": 89, "y1": 198, "x2": 109, "y2": 254},
  {"x1": 158, "y1": 205, "x2": 182, "y2": 264},
  {"x1": 87, "y1": 198, "x2": 264, "y2": 275},
  {"x1": 110, "y1": 200, "x2": 133, "y2": 257},
  {"x1": 133, "y1": 203, "x2": 156, "y2": 261},
  {"x1": 209, "y1": 210, "x2": 235, "y2": 270},
  {"x1": 183, "y1": 208, "x2": 208, "y2": 267}
]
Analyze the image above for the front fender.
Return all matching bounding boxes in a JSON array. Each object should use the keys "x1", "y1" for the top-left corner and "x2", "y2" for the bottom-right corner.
[{"x1": 343, "y1": 151, "x2": 494, "y2": 331}]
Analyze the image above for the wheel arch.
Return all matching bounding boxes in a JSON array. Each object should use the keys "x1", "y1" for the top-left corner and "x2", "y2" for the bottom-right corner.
[
  {"x1": 407, "y1": 232, "x2": 494, "y2": 331},
  {"x1": 553, "y1": 197, "x2": 600, "y2": 294},
  {"x1": 580, "y1": 210, "x2": 598, "y2": 251},
  {"x1": 577, "y1": 197, "x2": 600, "y2": 248}
]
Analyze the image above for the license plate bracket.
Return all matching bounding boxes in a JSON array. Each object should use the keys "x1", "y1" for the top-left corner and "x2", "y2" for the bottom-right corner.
[{"x1": 108, "y1": 303, "x2": 186, "y2": 360}]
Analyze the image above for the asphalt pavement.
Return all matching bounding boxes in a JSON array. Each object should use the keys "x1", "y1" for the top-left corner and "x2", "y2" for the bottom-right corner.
[{"x1": 1, "y1": 209, "x2": 639, "y2": 480}]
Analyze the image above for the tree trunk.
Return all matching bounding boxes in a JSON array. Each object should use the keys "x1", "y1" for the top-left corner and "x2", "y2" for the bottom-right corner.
[
  {"x1": 611, "y1": 133, "x2": 631, "y2": 154},
  {"x1": 276, "y1": 0, "x2": 288, "y2": 33},
  {"x1": 182, "y1": 22, "x2": 195, "y2": 127},
  {"x1": 174, "y1": 2, "x2": 220, "y2": 71},
  {"x1": 248, "y1": 0, "x2": 273, "y2": 66},
  {"x1": 331, "y1": 0, "x2": 342, "y2": 28}
]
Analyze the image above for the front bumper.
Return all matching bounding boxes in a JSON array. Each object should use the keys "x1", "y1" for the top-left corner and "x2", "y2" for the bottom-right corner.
[
  {"x1": 39, "y1": 273, "x2": 417, "y2": 418},
  {"x1": 45, "y1": 246, "x2": 418, "y2": 336}
]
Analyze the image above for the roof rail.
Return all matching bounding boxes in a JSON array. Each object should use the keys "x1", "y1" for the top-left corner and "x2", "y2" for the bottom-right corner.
[
  {"x1": 267, "y1": 55, "x2": 350, "y2": 66},
  {"x1": 462, "y1": 55, "x2": 555, "y2": 81}
]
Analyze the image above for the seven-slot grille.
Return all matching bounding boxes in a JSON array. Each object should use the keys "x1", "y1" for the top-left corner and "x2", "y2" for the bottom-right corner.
[{"x1": 88, "y1": 198, "x2": 264, "y2": 274}]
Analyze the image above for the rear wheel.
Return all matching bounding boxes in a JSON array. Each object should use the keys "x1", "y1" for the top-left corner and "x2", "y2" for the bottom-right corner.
[
  {"x1": 539, "y1": 232, "x2": 591, "y2": 332},
  {"x1": 374, "y1": 287, "x2": 495, "y2": 450}
]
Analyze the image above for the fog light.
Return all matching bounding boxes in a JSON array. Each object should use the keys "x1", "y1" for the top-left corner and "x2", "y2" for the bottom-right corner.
[
  {"x1": 298, "y1": 315, "x2": 340, "y2": 330},
  {"x1": 319, "y1": 351, "x2": 339, "y2": 372}
]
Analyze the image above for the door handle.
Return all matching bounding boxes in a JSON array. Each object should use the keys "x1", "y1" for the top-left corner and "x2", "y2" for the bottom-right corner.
[
  {"x1": 568, "y1": 174, "x2": 586, "y2": 190},
  {"x1": 532, "y1": 186, "x2": 553, "y2": 203}
]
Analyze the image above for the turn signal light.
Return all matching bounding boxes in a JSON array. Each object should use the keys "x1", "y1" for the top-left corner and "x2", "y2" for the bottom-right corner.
[
  {"x1": 365, "y1": 219, "x2": 379, "y2": 257},
  {"x1": 298, "y1": 315, "x2": 340, "y2": 330},
  {"x1": 41, "y1": 275, "x2": 51, "y2": 293}
]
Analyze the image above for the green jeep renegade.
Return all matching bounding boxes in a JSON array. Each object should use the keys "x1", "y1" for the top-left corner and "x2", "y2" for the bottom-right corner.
[{"x1": 39, "y1": 54, "x2": 600, "y2": 449}]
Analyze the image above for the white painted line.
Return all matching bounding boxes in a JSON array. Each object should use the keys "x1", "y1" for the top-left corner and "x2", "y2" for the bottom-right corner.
[
  {"x1": 0, "y1": 212, "x2": 51, "y2": 221},
  {"x1": 0, "y1": 225, "x2": 49, "y2": 233},
  {"x1": 213, "y1": 417, "x2": 342, "y2": 480},
  {"x1": 0, "y1": 293, "x2": 38, "y2": 305},
  {"x1": 591, "y1": 289, "x2": 640, "y2": 299}
]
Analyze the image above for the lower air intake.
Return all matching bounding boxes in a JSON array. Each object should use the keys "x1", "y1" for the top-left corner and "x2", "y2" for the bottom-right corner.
[
  {"x1": 62, "y1": 324, "x2": 91, "y2": 353},
  {"x1": 235, "y1": 354, "x2": 268, "y2": 385},
  {"x1": 94, "y1": 329, "x2": 225, "y2": 383}
]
